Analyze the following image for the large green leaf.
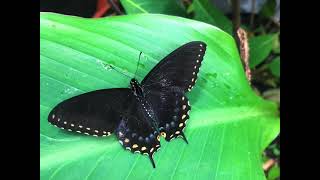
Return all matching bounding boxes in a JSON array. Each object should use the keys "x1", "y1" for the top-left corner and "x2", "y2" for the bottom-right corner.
[
  {"x1": 40, "y1": 13, "x2": 279, "y2": 180},
  {"x1": 268, "y1": 56, "x2": 280, "y2": 77},
  {"x1": 119, "y1": 0, "x2": 186, "y2": 17},
  {"x1": 192, "y1": 0, "x2": 233, "y2": 35},
  {"x1": 249, "y1": 34, "x2": 277, "y2": 68}
]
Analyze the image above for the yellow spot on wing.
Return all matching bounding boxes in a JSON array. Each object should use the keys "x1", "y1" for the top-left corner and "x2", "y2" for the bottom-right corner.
[{"x1": 161, "y1": 132, "x2": 166, "y2": 138}]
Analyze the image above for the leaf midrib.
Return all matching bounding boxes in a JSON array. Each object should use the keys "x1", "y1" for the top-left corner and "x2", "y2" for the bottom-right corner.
[{"x1": 123, "y1": 0, "x2": 149, "y2": 13}]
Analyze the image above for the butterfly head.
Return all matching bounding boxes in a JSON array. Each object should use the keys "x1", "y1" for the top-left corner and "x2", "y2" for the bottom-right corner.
[{"x1": 130, "y1": 78, "x2": 144, "y2": 97}]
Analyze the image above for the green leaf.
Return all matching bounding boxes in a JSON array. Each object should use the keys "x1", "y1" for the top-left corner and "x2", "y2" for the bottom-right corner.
[
  {"x1": 119, "y1": 0, "x2": 187, "y2": 17},
  {"x1": 192, "y1": 0, "x2": 233, "y2": 34},
  {"x1": 249, "y1": 34, "x2": 276, "y2": 68},
  {"x1": 267, "y1": 164, "x2": 280, "y2": 180},
  {"x1": 40, "y1": 13, "x2": 279, "y2": 180},
  {"x1": 186, "y1": 3, "x2": 194, "y2": 14},
  {"x1": 268, "y1": 56, "x2": 280, "y2": 77},
  {"x1": 273, "y1": 34, "x2": 280, "y2": 54},
  {"x1": 260, "y1": 0, "x2": 277, "y2": 18}
]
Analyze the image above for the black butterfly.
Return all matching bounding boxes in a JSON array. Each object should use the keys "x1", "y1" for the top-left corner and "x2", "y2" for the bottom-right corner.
[{"x1": 48, "y1": 41, "x2": 207, "y2": 168}]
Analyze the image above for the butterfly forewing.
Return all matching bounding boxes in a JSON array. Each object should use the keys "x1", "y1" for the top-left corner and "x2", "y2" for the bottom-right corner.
[
  {"x1": 48, "y1": 88, "x2": 131, "y2": 136},
  {"x1": 142, "y1": 41, "x2": 207, "y2": 92}
]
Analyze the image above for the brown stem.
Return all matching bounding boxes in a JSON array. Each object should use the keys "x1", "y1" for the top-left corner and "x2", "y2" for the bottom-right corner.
[
  {"x1": 250, "y1": 0, "x2": 256, "y2": 29},
  {"x1": 231, "y1": 0, "x2": 241, "y2": 56},
  {"x1": 182, "y1": 0, "x2": 192, "y2": 6},
  {"x1": 263, "y1": 159, "x2": 276, "y2": 171},
  {"x1": 231, "y1": 1, "x2": 252, "y2": 84},
  {"x1": 236, "y1": 28, "x2": 252, "y2": 84},
  {"x1": 231, "y1": 0, "x2": 241, "y2": 34},
  {"x1": 108, "y1": 0, "x2": 124, "y2": 15}
]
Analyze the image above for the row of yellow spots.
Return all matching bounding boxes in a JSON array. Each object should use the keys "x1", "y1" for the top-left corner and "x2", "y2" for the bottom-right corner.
[
  {"x1": 51, "y1": 114, "x2": 112, "y2": 137},
  {"x1": 118, "y1": 131, "x2": 160, "y2": 154},
  {"x1": 187, "y1": 44, "x2": 204, "y2": 92}
]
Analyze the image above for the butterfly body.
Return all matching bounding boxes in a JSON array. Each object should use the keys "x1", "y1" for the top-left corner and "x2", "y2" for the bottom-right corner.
[{"x1": 48, "y1": 41, "x2": 207, "y2": 168}]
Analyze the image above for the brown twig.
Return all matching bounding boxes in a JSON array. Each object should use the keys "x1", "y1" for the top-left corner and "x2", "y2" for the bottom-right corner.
[
  {"x1": 263, "y1": 158, "x2": 276, "y2": 171},
  {"x1": 231, "y1": 0, "x2": 252, "y2": 84},
  {"x1": 108, "y1": 0, "x2": 124, "y2": 15},
  {"x1": 93, "y1": 0, "x2": 110, "y2": 18},
  {"x1": 250, "y1": 0, "x2": 256, "y2": 29},
  {"x1": 182, "y1": 0, "x2": 192, "y2": 5},
  {"x1": 231, "y1": 0, "x2": 241, "y2": 33},
  {"x1": 236, "y1": 28, "x2": 252, "y2": 84}
]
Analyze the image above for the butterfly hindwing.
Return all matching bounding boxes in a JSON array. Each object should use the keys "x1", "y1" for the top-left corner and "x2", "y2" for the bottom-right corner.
[
  {"x1": 114, "y1": 94, "x2": 161, "y2": 168},
  {"x1": 142, "y1": 41, "x2": 206, "y2": 143},
  {"x1": 48, "y1": 88, "x2": 131, "y2": 137},
  {"x1": 145, "y1": 90, "x2": 190, "y2": 142}
]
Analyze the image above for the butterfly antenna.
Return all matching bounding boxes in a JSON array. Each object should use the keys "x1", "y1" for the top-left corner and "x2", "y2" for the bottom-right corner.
[
  {"x1": 134, "y1": 52, "x2": 143, "y2": 78},
  {"x1": 107, "y1": 64, "x2": 131, "y2": 79}
]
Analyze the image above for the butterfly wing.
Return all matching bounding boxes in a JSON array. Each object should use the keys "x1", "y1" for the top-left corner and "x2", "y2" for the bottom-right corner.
[
  {"x1": 48, "y1": 88, "x2": 131, "y2": 137},
  {"x1": 114, "y1": 95, "x2": 161, "y2": 168},
  {"x1": 147, "y1": 90, "x2": 191, "y2": 142},
  {"x1": 142, "y1": 41, "x2": 207, "y2": 142},
  {"x1": 141, "y1": 41, "x2": 206, "y2": 92}
]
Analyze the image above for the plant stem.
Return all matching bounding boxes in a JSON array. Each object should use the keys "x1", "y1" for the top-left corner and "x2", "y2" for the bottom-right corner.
[
  {"x1": 263, "y1": 158, "x2": 276, "y2": 171},
  {"x1": 236, "y1": 28, "x2": 252, "y2": 84},
  {"x1": 231, "y1": 0, "x2": 241, "y2": 34},
  {"x1": 108, "y1": 0, "x2": 124, "y2": 15},
  {"x1": 250, "y1": 0, "x2": 256, "y2": 29}
]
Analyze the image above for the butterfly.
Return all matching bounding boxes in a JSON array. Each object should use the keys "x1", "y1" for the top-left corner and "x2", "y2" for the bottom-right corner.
[{"x1": 48, "y1": 41, "x2": 207, "y2": 168}]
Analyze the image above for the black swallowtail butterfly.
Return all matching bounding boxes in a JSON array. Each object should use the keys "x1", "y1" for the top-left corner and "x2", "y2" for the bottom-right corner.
[{"x1": 48, "y1": 41, "x2": 207, "y2": 168}]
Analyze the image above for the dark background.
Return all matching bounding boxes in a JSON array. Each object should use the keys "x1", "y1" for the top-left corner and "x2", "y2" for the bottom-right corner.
[{"x1": 40, "y1": 0, "x2": 97, "y2": 17}]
